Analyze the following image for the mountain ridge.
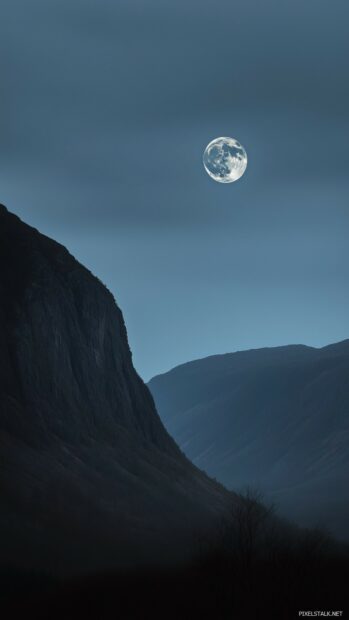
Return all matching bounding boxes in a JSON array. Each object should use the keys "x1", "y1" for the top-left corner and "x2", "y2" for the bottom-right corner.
[
  {"x1": 149, "y1": 339, "x2": 349, "y2": 540},
  {"x1": 153, "y1": 339, "x2": 349, "y2": 380}
]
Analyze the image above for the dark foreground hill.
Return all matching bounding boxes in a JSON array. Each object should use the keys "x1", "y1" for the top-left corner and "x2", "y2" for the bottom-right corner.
[
  {"x1": 149, "y1": 342, "x2": 349, "y2": 540},
  {"x1": 0, "y1": 204, "x2": 229, "y2": 574}
]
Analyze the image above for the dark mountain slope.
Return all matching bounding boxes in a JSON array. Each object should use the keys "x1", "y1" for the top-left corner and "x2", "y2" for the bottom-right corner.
[
  {"x1": 0, "y1": 205, "x2": 229, "y2": 574},
  {"x1": 148, "y1": 342, "x2": 349, "y2": 539}
]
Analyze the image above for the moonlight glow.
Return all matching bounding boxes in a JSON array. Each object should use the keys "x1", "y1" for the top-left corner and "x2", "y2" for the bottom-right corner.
[{"x1": 203, "y1": 137, "x2": 248, "y2": 183}]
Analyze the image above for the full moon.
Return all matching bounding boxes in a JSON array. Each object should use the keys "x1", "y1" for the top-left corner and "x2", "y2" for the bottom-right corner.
[{"x1": 203, "y1": 137, "x2": 248, "y2": 183}]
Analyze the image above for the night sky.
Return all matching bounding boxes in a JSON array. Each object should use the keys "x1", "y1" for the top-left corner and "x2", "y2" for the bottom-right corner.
[{"x1": 1, "y1": 0, "x2": 348, "y2": 380}]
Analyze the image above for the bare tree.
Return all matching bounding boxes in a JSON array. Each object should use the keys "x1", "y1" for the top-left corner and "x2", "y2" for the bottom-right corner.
[{"x1": 228, "y1": 487, "x2": 275, "y2": 572}]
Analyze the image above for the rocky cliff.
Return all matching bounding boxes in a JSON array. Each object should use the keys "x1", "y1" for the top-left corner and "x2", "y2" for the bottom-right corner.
[{"x1": 0, "y1": 205, "x2": 229, "y2": 574}]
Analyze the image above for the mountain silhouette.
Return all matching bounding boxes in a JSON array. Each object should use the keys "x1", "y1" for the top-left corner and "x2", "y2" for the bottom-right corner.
[
  {"x1": 149, "y1": 342, "x2": 349, "y2": 540},
  {"x1": 0, "y1": 205, "x2": 229, "y2": 574}
]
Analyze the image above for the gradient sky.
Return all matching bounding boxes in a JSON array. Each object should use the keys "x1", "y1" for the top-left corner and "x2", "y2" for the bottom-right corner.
[{"x1": 1, "y1": 0, "x2": 348, "y2": 380}]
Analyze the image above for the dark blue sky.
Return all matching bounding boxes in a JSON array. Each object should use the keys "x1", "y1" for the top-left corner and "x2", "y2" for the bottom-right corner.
[{"x1": 1, "y1": 0, "x2": 348, "y2": 380}]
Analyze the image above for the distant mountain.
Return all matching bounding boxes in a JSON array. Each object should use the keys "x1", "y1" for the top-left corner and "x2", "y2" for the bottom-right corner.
[
  {"x1": 148, "y1": 342, "x2": 349, "y2": 540},
  {"x1": 0, "y1": 205, "x2": 229, "y2": 574}
]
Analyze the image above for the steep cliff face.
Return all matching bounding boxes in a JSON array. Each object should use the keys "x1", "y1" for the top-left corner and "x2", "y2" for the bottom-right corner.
[
  {"x1": 0, "y1": 205, "x2": 228, "y2": 573},
  {"x1": 0, "y1": 205, "x2": 174, "y2": 449}
]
